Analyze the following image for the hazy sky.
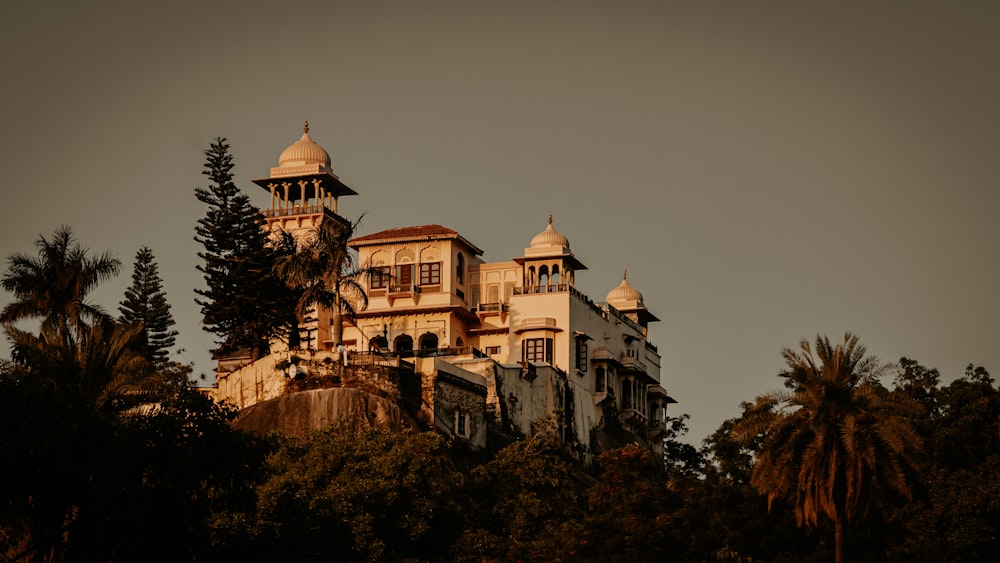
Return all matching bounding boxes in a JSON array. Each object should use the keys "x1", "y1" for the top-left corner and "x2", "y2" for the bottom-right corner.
[{"x1": 2, "y1": 1, "x2": 997, "y2": 444}]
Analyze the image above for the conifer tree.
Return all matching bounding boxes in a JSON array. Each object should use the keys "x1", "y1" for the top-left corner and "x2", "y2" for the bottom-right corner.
[
  {"x1": 194, "y1": 138, "x2": 296, "y2": 359},
  {"x1": 119, "y1": 246, "x2": 178, "y2": 368}
]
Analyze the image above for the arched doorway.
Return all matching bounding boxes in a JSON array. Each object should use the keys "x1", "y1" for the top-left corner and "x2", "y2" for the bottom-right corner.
[
  {"x1": 419, "y1": 332, "x2": 439, "y2": 351},
  {"x1": 394, "y1": 335, "x2": 413, "y2": 356},
  {"x1": 370, "y1": 335, "x2": 388, "y2": 353}
]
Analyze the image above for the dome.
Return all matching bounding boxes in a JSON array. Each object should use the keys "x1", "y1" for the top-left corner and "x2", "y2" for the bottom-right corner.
[
  {"x1": 277, "y1": 121, "x2": 331, "y2": 168},
  {"x1": 530, "y1": 214, "x2": 570, "y2": 249},
  {"x1": 606, "y1": 269, "x2": 644, "y2": 309}
]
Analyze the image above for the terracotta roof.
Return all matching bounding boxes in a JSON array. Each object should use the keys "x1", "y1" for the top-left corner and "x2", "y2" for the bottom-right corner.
[{"x1": 349, "y1": 224, "x2": 483, "y2": 255}]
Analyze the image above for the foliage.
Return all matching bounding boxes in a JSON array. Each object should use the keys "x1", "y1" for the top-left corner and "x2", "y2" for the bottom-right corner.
[
  {"x1": 272, "y1": 219, "x2": 371, "y2": 347},
  {"x1": 242, "y1": 423, "x2": 463, "y2": 562},
  {"x1": 733, "y1": 333, "x2": 923, "y2": 563},
  {"x1": 1, "y1": 225, "x2": 120, "y2": 347},
  {"x1": 194, "y1": 138, "x2": 297, "y2": 358},
  {"x1": 118, "y1": 246, "x2": 178, "y2": 369},
  {"x1": 455, "y1": 423, "x2": 588, "y2": 561},
  {"x1": 886, "y1": 360, "x2": 1000, "y2": 562},
  {"x1": 577, "y1": 444, "x2": 674, "y2": 561}
]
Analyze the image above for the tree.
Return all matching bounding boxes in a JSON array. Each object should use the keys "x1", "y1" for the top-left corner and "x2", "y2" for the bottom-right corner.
[
  {"x1": 119, "y1": 246, "x2": 178, "y2": 369},
  {"x1": 194, "y1": 138, "x2": 296, "y2": 358},
  {"x1": 1, "y1": 225, "x2": 120, "y2": 347},
  {"x1": 887, "y1": 360, "x2": 1000, "y2": 561},
  {"x1": 244, "y1": 424, "x2": 462, "y2": 562},
  {"x1": 734, "y1": 333, "x2": 922, "y2": 563},
  {"x1": 272, "y1": 221, "x2": 370, "y2": 347},
  {"x1": 454, "y1": 421, "x2": 588, "y2": 561}
]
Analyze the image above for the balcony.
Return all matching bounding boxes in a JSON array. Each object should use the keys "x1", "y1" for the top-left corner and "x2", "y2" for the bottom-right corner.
[
  {"x1": 263, "y1": 206, "x2": 351, "y2": 229},
  {"x1": 618, "y1": 407, "x2": 648, "y2": 429},
  {"x1": 514, "y1": 316, "x2": 560, "y2": 334},
  {"x1": 590, "y1": 347, "x2": 622, "y2": 367},
  {"x1": 473, "y1": 302, "x2": 508, "y2": 322},
  {"x1": 512, "y1": 284, "x2": 569, "y2": 295},
  {"x1": 475, "y1": 302, "x2": 507, "y2": 313},
  {"x1": 620, "y1": 355, "x2": 647, "y2": 374},
  {"x1": 388, "y1": 284, "x2": 419, "y2": 295}
]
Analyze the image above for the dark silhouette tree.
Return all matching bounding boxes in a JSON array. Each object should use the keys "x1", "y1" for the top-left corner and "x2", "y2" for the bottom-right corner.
[
  {"x1": 119, "y1": 246, "x2": 178, "y2": 369},
  {"x1": 1, "y1": 225, "x2": 120, "y2": 347},
  {"x1": 194, "y1": 138, "x2": 296, "y2": 359},
  {"x1": 734, "y1": 333, "x2": 922, "y2": 563}
]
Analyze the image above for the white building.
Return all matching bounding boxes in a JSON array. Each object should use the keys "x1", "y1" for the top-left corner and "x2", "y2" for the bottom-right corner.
[{"x1": 213, "y1": 124, "x2": 676, "y2": 459}]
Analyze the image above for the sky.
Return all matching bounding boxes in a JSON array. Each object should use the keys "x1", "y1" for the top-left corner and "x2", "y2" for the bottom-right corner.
[{"x1": 1, "y1": 0, "x2": 997, "y2": 445}]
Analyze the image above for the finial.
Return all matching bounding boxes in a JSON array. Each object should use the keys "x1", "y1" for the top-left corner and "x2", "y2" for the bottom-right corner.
[
  {"x1": 304, "y1": 120, "x2": 310, "y2": 134},
  {"x1": 547, "y1": 213, "x2": 553, "y2": 225},
  {"x1": 623, "y1": 267, "x2": 628, "y2": 280}
]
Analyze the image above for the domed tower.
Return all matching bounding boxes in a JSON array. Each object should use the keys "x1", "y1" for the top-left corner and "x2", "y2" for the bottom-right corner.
[
  {"x1": 605, "y1": 268, "x2": 659, "y2": 336},
  {"x1": 514, "y1": 215, "x2": 587, "y2": 291},
  {"x1": 252, "y1": 121, "x2": 357, "y2": 235}
]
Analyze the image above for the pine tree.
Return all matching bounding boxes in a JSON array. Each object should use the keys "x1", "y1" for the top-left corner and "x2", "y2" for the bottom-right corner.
[
  {"x1": 194, "y1": 138, "x2": 296, "y2": 359},
  {"x1": 119, "y1": 246, "x2": 178, "y2": 368}
]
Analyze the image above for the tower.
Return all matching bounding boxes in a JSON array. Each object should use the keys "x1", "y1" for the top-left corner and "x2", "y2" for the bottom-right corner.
[
  {"x1": 252, "y1": 122, "x2": 359, "y2": 350},
  {"x1": 252, "y1": 121, "x2": 357, "y2": 236}
]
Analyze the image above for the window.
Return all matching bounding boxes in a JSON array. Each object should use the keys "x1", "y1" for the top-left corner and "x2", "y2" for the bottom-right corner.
[
  {"x1": 456, "y1": 253, "x2": 465, "y2": 285},
  {"x1": 370, "y1": 266, "x2": 390, "y2": 289},
  {"x1": 456, "y1": 412, "x2": 468, "y2": 438},
  {"x1": 395, "y1": 264, "x2": 413, "y2": 286},
  {"x1": 420, "y1": 262, "x2": 440, "y2": 285},
  {"x1": 576, "y1": 338, "x2": 588, "y2": 372},
  {"x1": 485, "y1": 345, "x2": 501, "y2": 356},
  {"x1": 524, "y1": 337, "x2": 552, "y2": 363}
]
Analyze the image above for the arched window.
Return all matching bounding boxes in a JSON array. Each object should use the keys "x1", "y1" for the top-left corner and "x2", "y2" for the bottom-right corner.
[
  {"x1": 370, "y1": 335, "x2": 388, "y2": 353},
  {"x1": 419, "y1": 332, "x2": 439, "y2": 351},
  {"x1": 528, "y1": 266, "x2": 536, "y2": 288},
  {"x1": 394, "y1": 335, "x2": 413, "y2": 355},
  {"x1": 551, "y1": 264, "x2": 560, "y2": 285},
  {"x1": 538, "y1": 265, "x2": 549, "y2": 290},
  {"x1": 456, "y1": 252, "x2": 465, "y2": 285},
  {"x1": 455, "y1": 336, "x2": 464, "y2": 347}
]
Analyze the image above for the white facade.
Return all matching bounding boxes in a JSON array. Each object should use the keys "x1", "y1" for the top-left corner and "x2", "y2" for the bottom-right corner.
[{"x1": 230, "y1": 125, "x2": 677, "y2": 457}]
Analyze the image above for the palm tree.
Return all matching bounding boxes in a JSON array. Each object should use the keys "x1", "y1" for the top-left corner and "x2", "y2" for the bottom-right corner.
[
  {"x1": 273, "y1": 220, "x2": 370, "y2": 349},
  {"x1": 1, "y1": 226, "x2": 121, "y2": 348},
  {"x1": 5, "y1": 318, "x2": 173, "y2": 417},
  {"x1": 733, "y1": 333, "x2": 922, "y2": 563}
]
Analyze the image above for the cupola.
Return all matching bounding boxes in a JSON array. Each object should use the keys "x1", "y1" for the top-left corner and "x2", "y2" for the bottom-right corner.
[
  {"x1": 605, "y1": 268, "x2": 659, "y2": 330},
  {"x1": 530, "y1": 214, "x2": 570, "y2": 250},
  {"x1": 605, "y1": 269, "x2": 644, "y2": 310},
  {"x1": 277, "y1": 121, "x2": 331, "y2": 169}
]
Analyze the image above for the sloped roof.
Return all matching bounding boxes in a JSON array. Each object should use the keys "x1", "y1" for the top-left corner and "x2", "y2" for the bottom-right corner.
[{"x1": 349, "y1": 224, "x2": 484, "y2": 255}]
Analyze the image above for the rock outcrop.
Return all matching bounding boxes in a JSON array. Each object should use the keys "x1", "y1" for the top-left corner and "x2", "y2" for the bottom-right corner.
[{"x1": 233, "y1": 387, "x2": 419, "y2": 437}]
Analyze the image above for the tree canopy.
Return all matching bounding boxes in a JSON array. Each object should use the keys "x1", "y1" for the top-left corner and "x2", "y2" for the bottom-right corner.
[
  {"x1": 119, "y1": 246, "x2": 178, "y2": 369},
  {"x1": 194, "y1": 138, "x2": 297, "y2": 358}
]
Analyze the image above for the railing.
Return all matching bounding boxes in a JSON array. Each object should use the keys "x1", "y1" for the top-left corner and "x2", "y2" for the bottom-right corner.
[
  {"x1": 591, "y1": 347, "x2": 616, "y2": 362},
  {"x1": 385, "y1": 346, "x2": 487, "y2": 359},
  {"x1": 263, "y1": 206, "x2": 350, "y2": 227},
  {"x1": 607, "y1": 305, "x2": 644, "y2": 334},
  {"x1": 513, "y1": 284, "x2": 569, "y2": 295},
  {"x1": 475, "y1": 302, "x2": 506, "y2": 313},
  {"x1": 519, "y1": 316, "x2": 557, "y2": 329},
  {"x1": 620, "y1": 355, "x2": 647, "y2": 373},
  {"x1": 388, "y1": 284, "x2": 419, "y2": 294}
]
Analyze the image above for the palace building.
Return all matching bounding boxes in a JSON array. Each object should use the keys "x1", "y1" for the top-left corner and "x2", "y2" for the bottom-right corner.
[{"x1": 210, "y1": 124, "x2": 676, "y2": 460}]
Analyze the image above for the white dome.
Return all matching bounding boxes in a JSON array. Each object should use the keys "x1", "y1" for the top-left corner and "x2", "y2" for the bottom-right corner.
[
  {"x1": 529, "y1": 215, "x2": 570, "y2": 249},
  {"x1": 277, "y1": 121, "x2": 331, "y2": 168},
  {"x1": 606, "y1": 269, "x2": 644, "y2": 309}
]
